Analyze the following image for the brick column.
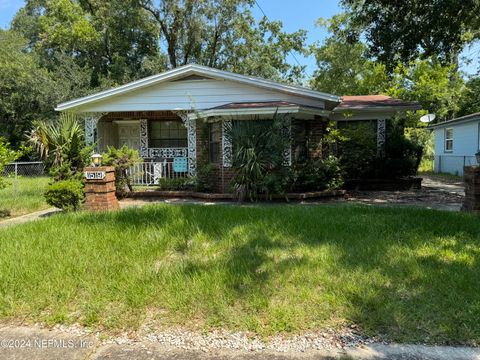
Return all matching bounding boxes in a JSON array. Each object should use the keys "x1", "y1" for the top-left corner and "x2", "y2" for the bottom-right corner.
[
  {"x1": 462, "y1": 166, "x2": 480, "y2": 213},
  {"x1": 84, "y1": 166, "x2": 120, "y2": 211}
]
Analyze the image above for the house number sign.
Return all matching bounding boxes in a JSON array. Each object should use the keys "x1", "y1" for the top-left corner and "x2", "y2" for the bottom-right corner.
[{"x1": 84, "y1": 171, "x2": 106, "y2": 180}]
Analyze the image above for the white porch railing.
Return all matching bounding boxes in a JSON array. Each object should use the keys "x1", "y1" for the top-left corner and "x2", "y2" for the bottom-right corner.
[
  {"x1": 128, "y1": 161, "x2": 188, "y2": 186},
  {"x1": 147, "y1": 147, "x2": 188, "y2": 158}
]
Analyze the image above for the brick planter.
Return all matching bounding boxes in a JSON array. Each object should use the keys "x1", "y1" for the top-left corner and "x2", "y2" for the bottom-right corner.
[
  {"x1": 127, "y1": 189, "x2": 346, "y2": 201},
  {"x1": 462, "y1": 166, "x2": 480, "y2": 213},
  {"x1": 84, "y1": 166, "x2": 120, "y2": 211}
]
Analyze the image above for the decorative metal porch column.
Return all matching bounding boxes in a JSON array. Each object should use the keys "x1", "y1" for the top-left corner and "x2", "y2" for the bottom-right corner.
[
  {"x1": 84, "y1": 113, "x2": 104, "y2": 148},
  {"x1": 222, "y1": 120, "x2": 233, "y2": 167},
  {"x1": 283, "y1": 116, "x2": 292, "y2": 166},
  {"x1": 139, "y1": 119, "x2": 148, "y2": 158},
  {"x1": 176, "y1": 112, "x2": 197, "y2": 175},
  {"x1": 377, "y1": 119, "x2": 386, "y2": 156}
]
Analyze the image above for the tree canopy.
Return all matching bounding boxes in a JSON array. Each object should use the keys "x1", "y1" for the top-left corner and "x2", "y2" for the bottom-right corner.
[
  {"x1": 310, "y1": 14, "x2": 466, "y2": 122},
  {"x1": 341, "y1": 0, "x2": 480, "y2": 69},
  {"x1": 2, "y1": 0, "x2": 480, "y2": 151},
  {"x1": 12, "y1": 0, "x2": 307, "y2": 85}
]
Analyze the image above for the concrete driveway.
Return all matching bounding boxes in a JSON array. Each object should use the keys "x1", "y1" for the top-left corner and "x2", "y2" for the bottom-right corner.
[{"x1": 346, "y1": 174, "x2": 464, "y2": 212}]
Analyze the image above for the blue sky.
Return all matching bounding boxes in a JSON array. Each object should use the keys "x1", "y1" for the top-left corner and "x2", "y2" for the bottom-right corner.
[{"x1": 1, "y1": 0, "x2": 478, "y2": 76}]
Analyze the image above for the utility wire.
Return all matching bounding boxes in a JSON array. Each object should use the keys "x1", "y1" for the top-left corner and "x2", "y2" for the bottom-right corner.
[{"x1": 254, "y1": 0, "x2": 306, "y2": 72}]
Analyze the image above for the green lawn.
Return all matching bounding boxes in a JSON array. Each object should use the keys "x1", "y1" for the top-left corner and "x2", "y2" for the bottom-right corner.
[
  {"x1": 0, "y1": 204, "x2": 479, "y2": 344},
  {"x1": 0, "y1": 176, "x2": 50, "y2": 218}
]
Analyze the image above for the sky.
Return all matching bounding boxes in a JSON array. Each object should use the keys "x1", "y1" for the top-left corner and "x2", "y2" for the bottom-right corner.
[{"x1": 0, "y1": 0, "x2": 478, "y2": 76}]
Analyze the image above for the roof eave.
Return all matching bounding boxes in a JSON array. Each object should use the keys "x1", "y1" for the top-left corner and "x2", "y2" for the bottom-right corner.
[
  {"x1": 333, "y1": 105, "x2": 421, "y2": 113},
  {"x1": 188, "y1": 105, "x2": 331, "y2": 120},
  {"x1": 428, "y1": 115, "x2": 480, "y2": 129}
]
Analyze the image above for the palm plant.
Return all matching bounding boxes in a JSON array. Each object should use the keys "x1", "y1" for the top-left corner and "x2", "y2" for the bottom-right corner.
[
  {"x1": 227, "y1": 113, "x2": 291, "y2": 201},
  {"x1": 27, "y1": 112, "x2": 87, "y2": 168}
]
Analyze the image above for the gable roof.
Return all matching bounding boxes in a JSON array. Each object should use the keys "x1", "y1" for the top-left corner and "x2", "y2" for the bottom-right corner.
[
  {"x1": 55, "y1": 64, "x2": 340, "y2": 111},
  {"x1": 334, "y1": 95, "x2": 421, "y2": 111}
]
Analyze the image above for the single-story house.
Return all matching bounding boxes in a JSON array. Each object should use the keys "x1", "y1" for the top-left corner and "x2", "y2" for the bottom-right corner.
[
  {"x1": 55, "y1": 64, "x2": 420, "y2": 191},
  {"x1": 429, "y1": 113, "x2": 480, "y2": 175}
]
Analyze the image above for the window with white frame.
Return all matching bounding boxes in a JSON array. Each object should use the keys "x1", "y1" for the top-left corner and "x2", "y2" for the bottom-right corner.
[{"x1": 445, "y1": 128, "x2": 453, "y2": 152}]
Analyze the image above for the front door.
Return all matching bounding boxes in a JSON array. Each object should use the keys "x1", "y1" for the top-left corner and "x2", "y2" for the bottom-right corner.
[{"x1": 118, "y1": 123, "x2": 140, "y2": 150}]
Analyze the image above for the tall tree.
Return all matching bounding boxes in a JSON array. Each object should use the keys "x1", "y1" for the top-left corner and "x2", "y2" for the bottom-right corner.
[
  {"x1": 458, "y1": 77, "x2": 480, "y2": 116},
  {"x1": 386, "y1": 61, "x2": 465, "y2": 121},
  {"x1": 0, "y1": 30, "x2": 58, "y2": 146},
  {"x1": 13, "y1": 0, "x2": 162, "y2": 85},
  {"x1": 13, "y1": 0, "x2": 307, "y2": 84},
  {"x1": 310, "y1": 15, "x2": 389, "y2": 95},
  {"x1": 341, "y1": 0, "x2": 480, "y2": 69},
  {"x1": 136, "y1": 0, "x2": 307, "y2": 82},
  {"x1": 310, "y1": 14, "x2": 465, "y2": 121}
]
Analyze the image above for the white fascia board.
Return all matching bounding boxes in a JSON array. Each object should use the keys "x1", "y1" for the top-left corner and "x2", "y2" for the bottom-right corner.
[
  {"x1": 332, "y1": 105, "x2": 421, "y2": 113},
  {"x1": 55, "y1": 64, "x2": 340, "y2": 111}
]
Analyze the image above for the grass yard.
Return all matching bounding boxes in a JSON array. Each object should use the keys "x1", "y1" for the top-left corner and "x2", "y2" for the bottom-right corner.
[
  {"x1": 0, "y1": 176, "x2": 50, "y2": 218},
  {"x1": 0, "y1": 204, "x2": 479, "y2": 344}
]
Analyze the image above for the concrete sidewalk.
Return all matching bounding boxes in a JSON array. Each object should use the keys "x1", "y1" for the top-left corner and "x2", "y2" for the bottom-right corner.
[
  {"x1": 0, "y1": 208, "x2": 61, "y2": 228},
  {"x1": 0, "y1": 326, "x2": 479, "y2": 360}
]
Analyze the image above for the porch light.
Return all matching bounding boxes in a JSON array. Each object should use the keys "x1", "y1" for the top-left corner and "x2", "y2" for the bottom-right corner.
[
  {"x1": 91, "y1": 153, "x2": 103, "y2": 167},
  {"x1": 476, "y1": 151, "x2": 480, "y2": 165}
]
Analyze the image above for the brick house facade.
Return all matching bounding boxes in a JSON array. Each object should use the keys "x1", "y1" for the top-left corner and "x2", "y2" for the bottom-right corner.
[{"x1": 56, "y1": 65, "x2": 420, "y2": 193}]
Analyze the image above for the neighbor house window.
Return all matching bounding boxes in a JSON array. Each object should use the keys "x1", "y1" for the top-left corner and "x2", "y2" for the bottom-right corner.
[
  {"x1": 445, "y1": 128, "x2": 453, "y2": 152},
  {"x1": 150, "y1": 120, "x2": 187, "y2": 148},
  {"x1": 209, "y1": 122, "x2": 221, "y2": 163}
]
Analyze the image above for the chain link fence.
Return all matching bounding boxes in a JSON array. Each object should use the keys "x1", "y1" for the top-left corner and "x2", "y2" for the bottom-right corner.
[
  {"x1": 434, "y1": 155, "x2": 477, "y2": 176},
  {"x1": 2, "y1": 162, "x2": 46, "y2": 194},
  {"x1": 0, "y1": 161, "x2": 50, "y2": 218}
]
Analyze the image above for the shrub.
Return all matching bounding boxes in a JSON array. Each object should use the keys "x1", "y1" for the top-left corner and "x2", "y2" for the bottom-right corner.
[
  {"x1": 338, "y1": 122, "x2": 377, "y2": 180},
  {"x1": 291, "y1": 156, "x2": 344, "y2": 192},
  {"x1": 0, "y1": 138, "x2": 20, "y2": 190},
  {"x1": 49, "y1": 160, "x2": 81, "y2": 182},
  {"x1": 228, "y1": 114, "x2": 291, "y2": 201},
  {"x1": 44, "y1": 179, "x2": 84, "y2": 211},
  {"x1": 338, "y1": 121, "x2": 423, "y2": 180},
  {"x1": 377, "y1": 125, "x2": 423, "y2": 178},
  {"x1": 27, "y1": 112, "x2": 88, "y2": 169},
  {"x1": 194, "y1": 162, "x2": 214, "y2": 192},
  {"x1": 157, "y1": 177, "x2": 195, "y2": 191},
  {"x1": 102, "y1": 146, "x2": 141, "y2": 198}
]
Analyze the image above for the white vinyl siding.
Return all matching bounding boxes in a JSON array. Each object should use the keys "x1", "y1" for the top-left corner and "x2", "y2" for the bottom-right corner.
[
  {"x1": 433, "y1": 120, "x2": 480, "y2": 175},
  {"x1": 75, "y1": 79, "x2": 325, "y2": 112}
]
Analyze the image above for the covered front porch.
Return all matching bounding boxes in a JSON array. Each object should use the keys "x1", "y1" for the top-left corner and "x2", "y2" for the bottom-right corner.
[
  {"x1": 83, "y1": 102, "x2": 332, "y2": 188},
  {"x1": 84, "y1": 111, "x2": 194, "y2": 185}
]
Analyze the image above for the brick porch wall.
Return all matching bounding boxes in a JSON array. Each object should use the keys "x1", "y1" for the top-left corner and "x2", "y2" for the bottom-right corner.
[{"x1": 196, "y1": 119, "x2": 235, "y2": 193}]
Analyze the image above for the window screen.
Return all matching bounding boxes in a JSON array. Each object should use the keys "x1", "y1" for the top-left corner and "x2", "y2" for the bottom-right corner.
[
  {"x1": 209, "y1": 122, "x2": 221, "y2": 163},
  {"x1": 149, "y1": 120, "x2": 188, "y2": 148}
]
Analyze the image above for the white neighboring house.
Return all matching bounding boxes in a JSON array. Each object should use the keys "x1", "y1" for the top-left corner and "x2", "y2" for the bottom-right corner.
[{"x1": 430, "y1": 112, "x2": 480, "y2": 175}]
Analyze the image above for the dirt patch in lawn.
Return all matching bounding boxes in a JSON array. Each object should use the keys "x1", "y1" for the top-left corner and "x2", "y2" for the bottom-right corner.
[{"x1": 346, "y1": 188, "x2": 463, "y2": 211}]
